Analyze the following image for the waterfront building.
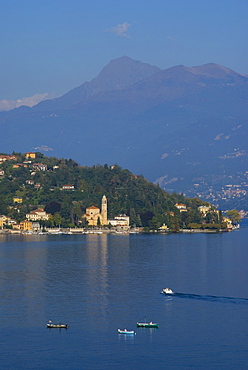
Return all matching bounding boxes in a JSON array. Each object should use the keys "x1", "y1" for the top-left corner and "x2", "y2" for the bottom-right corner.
[
  {"x1": 20, "y1": 220, "x2": 33, "y2": 231},
  {"x1": 26, "y1": 208, "x2": 50, "y2": 221},
  {"x1": 0, "y1": 215, "x2": 10, "y2": 229},
  {"x1": 83, "y1": 195, "x2": 108, "y2": 226},
  {"x1": 158, "y1": 223, "x2": 169, "y2": 232},
  {"x1": 108, "y1": 215, "x2": 130, "y2": 228}
]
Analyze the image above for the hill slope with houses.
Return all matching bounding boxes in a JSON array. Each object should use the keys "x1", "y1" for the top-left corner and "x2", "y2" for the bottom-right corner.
[{"x1": 0, "y1": 151, "x2": 237, "y2": 233}]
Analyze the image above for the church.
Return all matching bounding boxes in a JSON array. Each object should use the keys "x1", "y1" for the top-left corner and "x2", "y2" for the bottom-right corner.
[{"x1": 83, "y1": 195, "x2": 108, "y2": 226}]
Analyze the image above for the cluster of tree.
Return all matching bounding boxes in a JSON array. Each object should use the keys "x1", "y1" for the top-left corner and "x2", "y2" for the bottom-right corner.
[{"x1": 0, "y1": 152, "x2": 231, "y2": 230}]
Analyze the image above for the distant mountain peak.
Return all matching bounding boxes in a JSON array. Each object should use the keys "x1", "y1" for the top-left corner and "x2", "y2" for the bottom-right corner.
[
  {"x1": 192, "y1": 63, "x2": 244, "y2": 78},
  {"x1": 33, "y1": 56, "x2": 161, "y2": 111},
  {"x1": 89, "y1": 56, "x2": 161, "y2": 92}
]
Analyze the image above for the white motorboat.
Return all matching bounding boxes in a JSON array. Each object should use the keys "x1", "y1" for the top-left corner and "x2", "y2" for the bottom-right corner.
[{"x1": 161, "y1": 287, "x2": 174, "y2": 294}]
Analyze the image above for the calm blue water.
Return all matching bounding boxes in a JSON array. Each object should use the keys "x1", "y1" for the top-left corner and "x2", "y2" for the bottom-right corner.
[{"x1": 0, "y1": 223, "x2": 248, "y2": 369}]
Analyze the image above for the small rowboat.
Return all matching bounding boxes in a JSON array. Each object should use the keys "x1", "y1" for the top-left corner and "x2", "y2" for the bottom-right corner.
[
  {"x1": 137, "y1": 322, "x2": 159, "y2": 328},
  {"x1": 118, "y1": 329, "x2": 135, "y2": 335},
  {"x1": 47, "y1": 321, "x2": 68, "y2": 329}
]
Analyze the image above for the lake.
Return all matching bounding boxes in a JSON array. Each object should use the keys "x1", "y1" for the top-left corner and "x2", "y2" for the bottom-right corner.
[{"x1": 0, "y1": 223, "x2": 248, "y2": 369}]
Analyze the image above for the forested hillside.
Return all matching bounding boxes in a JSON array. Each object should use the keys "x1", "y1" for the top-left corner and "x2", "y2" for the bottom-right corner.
[{"x1": 0, "y1": 152, "x2": 219, "y2": 229}]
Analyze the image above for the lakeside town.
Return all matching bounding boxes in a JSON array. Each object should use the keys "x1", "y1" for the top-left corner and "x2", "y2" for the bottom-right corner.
[
  {"x1": 0, "y1": 152, "x2": 241, "y2": 235},
  {"x1": 185, "y1": 171, "x2": 248, "y2": 218},
  {"x1": 0, "y1": 195, "x2": 239, "y2": 235}
]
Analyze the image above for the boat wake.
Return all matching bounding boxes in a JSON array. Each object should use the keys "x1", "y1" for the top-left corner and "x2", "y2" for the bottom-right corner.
[{"x1": 165, "y1": 292, "x2": 248, "y2": 305}]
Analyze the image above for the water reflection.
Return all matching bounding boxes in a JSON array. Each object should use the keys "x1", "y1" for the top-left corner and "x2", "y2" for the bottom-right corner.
[
  {"x1": 117, "y1": 333, "x2": 136, "y2": 342},
  {"x1": 85, "y1": 234, "x2": 109, "y2": 321},
  {"x1": 0, "y1": 238, "x2": 48, "y2": 326}
]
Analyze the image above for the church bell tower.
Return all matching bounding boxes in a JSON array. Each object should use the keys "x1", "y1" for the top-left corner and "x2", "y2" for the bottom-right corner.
[{"x1": 101, "y1": 195, "x2": 108, "y2": 225}]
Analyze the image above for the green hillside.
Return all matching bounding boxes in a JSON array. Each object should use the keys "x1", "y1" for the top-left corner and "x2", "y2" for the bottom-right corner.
[{"x1": 0, "y1": 152, "x2": 220, "y2": 230}]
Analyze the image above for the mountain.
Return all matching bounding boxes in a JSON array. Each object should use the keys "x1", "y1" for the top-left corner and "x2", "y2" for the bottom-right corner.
[
  {"x1": 33, "y1": 56, "x2": 161, "y2": 111},
  {"x1": 0, "y1": 57, "x2": 248, "y2": 211}
]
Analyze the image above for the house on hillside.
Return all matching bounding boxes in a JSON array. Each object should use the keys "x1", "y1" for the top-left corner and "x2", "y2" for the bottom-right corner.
[
  {"x1": 0, "y1": 155, "x2": 18, "y2": 162},
  {"x1": 25, "y1": 180, "x2": 35, "y2": 185},
  {"x1": 13, "y1": 163, "x2": 28, "y2": 168},
  {"x1": 25, "y1": 152, "x2": 36, "y2": 159},
  {"x1": 0, "y1": 156, "x2": 8, "y2": 163},
  {"x1": 198, "y1": 205, "x2": 211, "y2": 217},
  {"x1": 13, "y1": 197, "x2": 23, "y2": 204},
  {"x1": 62, "y1": 184, "x2": 75, "y2": 190},
  {"x1": 175, "y1": 203, "x2": 187, "y2": 212},
  {"x1": 32, "y1": 163, "x2": 47, "y2": 171}
]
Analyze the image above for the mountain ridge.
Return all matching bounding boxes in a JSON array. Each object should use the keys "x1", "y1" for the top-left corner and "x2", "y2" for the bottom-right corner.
[
  {"x1": 31, "y1": 56, "x2": 161, "y2": 111},
  {"x1": 0, "y1": 56, "x2": 247, "y2": 211}
]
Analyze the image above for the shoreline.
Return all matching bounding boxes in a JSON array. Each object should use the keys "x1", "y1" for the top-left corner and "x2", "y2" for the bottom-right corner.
[{"x1": 0, "y1": 227, "x2": 238, "y2": 235}]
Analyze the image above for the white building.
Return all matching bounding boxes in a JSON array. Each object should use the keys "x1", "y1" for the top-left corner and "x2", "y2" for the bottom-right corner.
[
  {"x1": 108, "y1": 215, "x2": 130, "y2": 228},
  {"x1": 26, "y1": 208, "x2": 50, "y2": 221}
]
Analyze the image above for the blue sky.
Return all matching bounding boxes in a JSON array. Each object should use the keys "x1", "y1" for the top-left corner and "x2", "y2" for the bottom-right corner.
[{"x1": 0, "y1": 0, "x2": 247, "y2": 105}]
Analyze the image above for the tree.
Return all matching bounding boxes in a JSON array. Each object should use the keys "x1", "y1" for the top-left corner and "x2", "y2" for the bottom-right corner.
[
  {"x1": 81, "y1": 217, "x2": 88, "y2": 227},
  {"x1": 172, "y1": 217, "x2": 180, "y2": 233},
  {"x1": 97, "y1": 217, "x2": 101, "y2": 227},
  {"x1": 71, "y1": 202, "x2": 83, "y2": 226},
  {"x1": 149, "y1": 216, "x2": 161, "y2": 230},
  {"x1": 205, "y1": 210, "x2": 218, "y2": 224},
  {"x1": 52, "y1": 212, "x2": 63, "y2": 227},
  {"x1": 226, "y1": 210, "x2": 241, "y2": 223},
  {"x1": 140, "y1": 211, "x2": 154, "y2": 227},
  {"x1": 129, "y1": 208, "x2": 142, "y2": 227},
  {"x1": 45, "y1": 201, "x2": 61, "y2": 215},
  {"x1": 0, "y1": 196, "x2": 8, "y2": 214}
]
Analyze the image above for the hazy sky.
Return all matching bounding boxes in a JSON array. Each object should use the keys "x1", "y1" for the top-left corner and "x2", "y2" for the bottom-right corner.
[{"x1": 1, "y1": 0, "x2": 247, "y2": 103}]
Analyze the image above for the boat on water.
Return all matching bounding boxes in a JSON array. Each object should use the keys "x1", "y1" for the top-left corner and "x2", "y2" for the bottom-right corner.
[
  {"x1": 161, "y1": 287, "x2": 174, "y2": 294},
  {"x1": 118, "y1": 329, "x2": 135, "y2": 335},
  {"x1": 137, "y1": 322, "x2": 159, "y2": 328},
  {"x1": 47, "y1": 320, "x2": 68, "y2": 329}
]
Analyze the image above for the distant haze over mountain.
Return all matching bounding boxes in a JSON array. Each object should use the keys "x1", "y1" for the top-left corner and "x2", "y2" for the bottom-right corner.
[
  {"x1": 1, "y1": 56, "x2": 248, "y2": 210},
  {"x1": 0, "y1": 93, "x2": 54, "y2": 111}
]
